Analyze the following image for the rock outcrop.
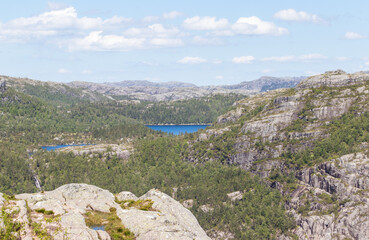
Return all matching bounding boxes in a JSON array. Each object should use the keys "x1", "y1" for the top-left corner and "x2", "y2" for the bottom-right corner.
[
  {"x1": 0, "y1": 184, "x2": 210, "y2": 240},
  {"x1": 212, "y1": 70, "x2": 369, "y2": 171},
  {"x1": 280, "y1": 152, "x2": 369, "y2": 240},
  {"x1": 188, "y1": 70, "x2": 369, "y2": 239},
  {"x1": 297, "y1": 70, "x2": 369, "y2": 89}
]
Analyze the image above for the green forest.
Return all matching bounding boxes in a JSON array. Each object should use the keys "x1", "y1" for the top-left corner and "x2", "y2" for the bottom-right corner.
[
  {"x1": 3, "y1": 82, "x2": 369, "y2": 239},
  {"x1": 0, "y1": 86, "x2": 295, "y2": 239}
]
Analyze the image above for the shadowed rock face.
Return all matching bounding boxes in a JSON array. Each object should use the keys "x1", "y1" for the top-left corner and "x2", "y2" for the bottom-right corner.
[{"x1": 1, "y1": 184, "x2": 210, "y2": 240}]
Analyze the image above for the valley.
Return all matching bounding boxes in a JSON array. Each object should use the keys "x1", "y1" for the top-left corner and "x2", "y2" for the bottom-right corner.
[{"x1": 0, "y1": 70, "x2": 368, "y2": 239}]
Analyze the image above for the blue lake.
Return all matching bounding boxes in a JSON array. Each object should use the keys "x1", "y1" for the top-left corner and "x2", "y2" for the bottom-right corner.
[
  {"x1": 146, "y1": 124, "x2": 209, "y2": 135},
  {"x1": 41, "y1": 144, "x2": 90, "y2": 151},
  {"x1": 91, "y1": 226, "x2": 105, "y2": 231}
]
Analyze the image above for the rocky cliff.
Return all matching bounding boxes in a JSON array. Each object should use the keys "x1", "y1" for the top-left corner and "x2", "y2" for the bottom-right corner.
[
  {"x1": 281, "y1": 152, "x2": 369, "y2": 240},
  {"x1": 188, "y1": 70, "x2": 369, "y2": 239},
  {"x1": 0, "y1": 184, "x2": 210, "y2": 240}
]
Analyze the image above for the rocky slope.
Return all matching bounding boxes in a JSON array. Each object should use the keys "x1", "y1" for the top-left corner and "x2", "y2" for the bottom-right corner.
[
  {"x1": 68, "y1": 81, "x2": 252, "y2": 102},
  {"x1": 189, "y1": 70, "x2": 369, "y2": 239},
  {"x1": 282, "y1": 152, "x2": 369, "y2": 240},
  {"x1": 69, "y1": 76, "x2": 305, "y2": 102},
  {"x1": 220, "y1": 76, "x2": 305, "y2": 92},
  {"x1": 1, "y1": 75, "x2": 109, "y2": 104},
  {"x1": 1, "y1": 74, "x2": 305, "y2": 102},
  {"x1": 0, "y1": 183, "x2": 210, "y2": 240}
]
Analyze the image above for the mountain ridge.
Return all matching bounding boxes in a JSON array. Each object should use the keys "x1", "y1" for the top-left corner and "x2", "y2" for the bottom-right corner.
[{"x1": 1, "y1": 74, "x2": 307, "y2": 102}]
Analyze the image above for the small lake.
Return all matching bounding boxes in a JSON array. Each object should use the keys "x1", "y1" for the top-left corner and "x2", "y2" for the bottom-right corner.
[
  {"x1": 91, "y1": 226, "x2": 105, "y2": 231},
  {"x1": 146, "y1": 124, "x2": 209, "y2": 135},
  {"x1": 41, "y1": 144, "x2": 89, "y2": 151}
]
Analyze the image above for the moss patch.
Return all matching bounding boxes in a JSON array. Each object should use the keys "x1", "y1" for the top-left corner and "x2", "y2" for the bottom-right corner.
[
  {"x1": 115, "y1": 199, "x2": 155, "y2": 211},
  {"x1": 84, "y1": 207, "x2": 135, "y2": 240}
]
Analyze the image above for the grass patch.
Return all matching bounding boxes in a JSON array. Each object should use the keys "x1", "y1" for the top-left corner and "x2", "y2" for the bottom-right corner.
[
  {"x1": 3, "y1": 193, "x2": 16, "y2": 201},
  {"x1": 31, "y1": 222, "x2": 51, "y2": 239},
  {"x1": 0, "y1": 205, "x2": 23, "y2": 240},
  {"x1": 84, "y1": 207, "x2": 135, "y2": 240},
  {"x1": 115, "y1": 199, "x2": 155, "y2": 211},
  {"x1": 35, "y1": 208, "x2": 54, "y2": 215}
]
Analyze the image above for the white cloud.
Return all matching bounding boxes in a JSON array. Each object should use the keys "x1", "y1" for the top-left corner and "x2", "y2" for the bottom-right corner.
[
  {"x1": 274, "y1": 9, "x2": 323, "y2": 23},
  {"x1": 262, "y1": 55, "x2": 295, "y2": 62},
  {"x1": 215, "y1": 75, "x2": 224, "y2": 79},
  {"x1": 232, "y1": 56, "x2": 255, "y2": 64},
  {"x1": 178, "y1": 56, "x2": 207, "y2": 64},
  {"x1": 365, "y1": 61, "x2": 369, "y2": 66},
  {"x1": 58, "y1": 68, "x2": 70, "y2": 73},
  {"x1": 299, "y1": 53, "x2": 327, "y2": 61},
  {"x1": 124, "y1": 24, "x2": 182, "y2": 38},
  {"x1": 142, "y1": 11, "x2": 183, "y2": 23},
  {"x1": 192, "y1": 36, "x2": 223, "y2": 45},
  {"x1": 68, "y1": 31, "x2": 145, "y2": 51},
  {"x1": 0, "y1": 7, "x2": 131, "y2": 41},
  {"x1": 183, "y1": 16, "x2": 229, "y2": 30},
  {"x1": 47, "y1": 2, "x2": 69, "y2": 10},
  {"x1": 344, "y1": 32, "x2": 365, "y2": 39},
  {"x1": 149, "y1": 38, "x2": 183, "y2": 47},
  {"x1": 231, "y1": 17, "x2": 288, "y2": 35},
  {"x1": 8, "y1": 7, "x2": 124, "y2": 30},
  {"x1": 163, "y1": 11, "x2": 183, "y2": 19},
  {"x1": 0, "y1": 5, "x2": 288, "y2": 52}
]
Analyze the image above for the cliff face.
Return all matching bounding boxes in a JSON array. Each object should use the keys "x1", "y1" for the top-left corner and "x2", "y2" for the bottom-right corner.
[
  {"x1": 0, "y1": 184, "x2": 210, "y2": 240},
  {"x1": 192, "y1": 70, "x2": 369, "y2": 239},
  {"x1": 279, "y1": 152, "x2": 369, "y2": 240},
  {"x1": 214, "y1": 70, "x2": 369, "y2": 169}
]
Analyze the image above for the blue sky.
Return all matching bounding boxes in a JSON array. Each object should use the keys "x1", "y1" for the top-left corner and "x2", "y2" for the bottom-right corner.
[{"x1": 0, "y1": 0, "x2": 368, "y2": 85}]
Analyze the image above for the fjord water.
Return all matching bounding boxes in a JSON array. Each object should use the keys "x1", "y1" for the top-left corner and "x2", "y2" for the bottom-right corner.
[{"x1": 146, "y1": 124, "x2": 209, "y2": 135}]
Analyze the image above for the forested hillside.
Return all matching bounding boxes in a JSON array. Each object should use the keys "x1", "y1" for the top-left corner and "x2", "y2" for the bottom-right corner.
[
  {"x1": 107, "y1": 94, "x2": 245, "y2": 124},
  {"x1": 0, "y1": 83, "x2": 294, "y2": 239},
  {"x1": 1, "y1": 70, "x2": 369, "y2": 239}
]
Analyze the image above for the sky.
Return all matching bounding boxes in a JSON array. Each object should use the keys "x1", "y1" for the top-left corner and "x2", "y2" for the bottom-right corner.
[{"x1": 0, "y1": 0, "x2": 369, "y2": 85}]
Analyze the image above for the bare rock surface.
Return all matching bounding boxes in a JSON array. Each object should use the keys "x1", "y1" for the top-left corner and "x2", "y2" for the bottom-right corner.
[
  {"x1": 282, "y1": 153, "x2": 369, "y2": 240},
  {"x1": 297, "y1": 70, "x2": 369, "y2": 89},
  {"x1": 188, "y1": 70, "x2": 369, "y2": 239},
  {"x1": 0, "y1": 184, "x2": 210, "y2": 240},
  {"x1": 58, "y1": 143, "x2": 133, "y2": 160},
  {"x1": 116, "y1": 191, "x2": 138, "y2": 201}
]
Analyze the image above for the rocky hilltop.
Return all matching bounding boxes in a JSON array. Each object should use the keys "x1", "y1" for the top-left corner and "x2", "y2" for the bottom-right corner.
[
  {"x1": 69, "y1": 76, "x2": 305, "y2": 102},
  {"x1": 220, "y1": 76, "x2": 305, "y2": 92},
  {"x1": 1, "y1": 184, "x2": 210, "y2": 240},
  {"x1": 189, "y1": 70, "x2": 369, "y2": 239},
  {"x1": 1, "y1": 75, "x2": 109, "y2": 104},
  {"x1": 0, "y1": 74, "x2": 305, "y2": 102}
]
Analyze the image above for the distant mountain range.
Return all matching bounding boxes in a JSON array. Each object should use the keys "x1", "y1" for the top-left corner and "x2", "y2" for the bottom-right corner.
[
  {"x1": 219, "y1": 76, "x2": 305, "y2": 92},
  {"x1": 1, "y1": 75, "x2": 307, "y2": 102},
  {"x1": 102, "y1": 76, "x2": 305, "y2": 92},
  {"x1": 106, "y1": 80, "x2": 197, "y2": 89}
]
